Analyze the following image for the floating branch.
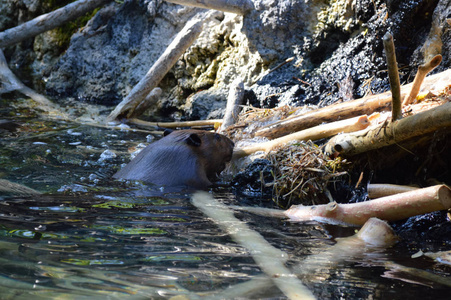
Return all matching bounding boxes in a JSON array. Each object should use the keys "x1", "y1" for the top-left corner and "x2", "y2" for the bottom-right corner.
[
  {"x1": 233, "y1": 115, "x2": 369, "y2": 160},
  {"x1": 284, "y1": 185, "x2": 451, "y2": 226},
  {"x1": 325, "y1": 101, "x2": 451, "y2": 157},
  {"x1": 165, "y1": 0, "x2": 254, "y2": 15},
  {"x1": 402, "y1": 54, "x2": 442, "y2": 106},
  {"x1": 219, "y1": 78, "x2": 244, "y2": 133},
  {"x1": 0, "y1": 0, "x2": 110, "y2": 48},
  {"x1": 192, "y1": 191, "x2": 316, "y2": 300},
  {"x1": 107, "y1": 16, "x2": 204, "y2": 121},
  {"x1": 383, "y1": 32, "x2": 402, "y2": 121}
]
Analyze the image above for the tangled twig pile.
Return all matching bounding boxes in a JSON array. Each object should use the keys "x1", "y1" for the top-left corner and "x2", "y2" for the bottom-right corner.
[{"x1": 266, "y1": 141, "x2": 347, "y2": 208}]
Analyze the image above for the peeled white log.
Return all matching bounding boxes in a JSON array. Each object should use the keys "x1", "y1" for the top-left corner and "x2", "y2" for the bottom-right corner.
[
  {"x1": 285, "y1": 185, "x2": 451, "y2": 226},
  {"x1": 0, "y1": 0, "x2": 111, "y2": 48},
  {"x1": 232, "y1": 115, "x2": 369, "y2": 160}
]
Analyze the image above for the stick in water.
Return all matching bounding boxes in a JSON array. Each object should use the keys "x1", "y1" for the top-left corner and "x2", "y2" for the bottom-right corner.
[{"x1": 191, "y1": 190, "x2": 316, "y2": 300}]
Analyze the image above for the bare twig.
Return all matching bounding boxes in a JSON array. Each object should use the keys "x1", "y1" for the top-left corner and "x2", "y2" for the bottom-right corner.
[
  {"x1": 128, "y1": 118, "x2": 222, "y2": 129},
  {"x1": 165, "y1": 0, "x2": 254, "y2": 15},
  {"x1": 402, "y1": 54, "x2": 442, "y2": 106},
  {"x1": 383, "y1": 32, "x2": 402, "y2": 121},
  {"x1": 218, "y1": 78, "x2": 244, "y2": 133}
]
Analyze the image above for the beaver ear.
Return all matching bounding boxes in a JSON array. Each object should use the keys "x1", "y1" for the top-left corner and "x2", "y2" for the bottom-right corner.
[{"x1": 185, "y1": 133, "x2": 202, "y2": 147}]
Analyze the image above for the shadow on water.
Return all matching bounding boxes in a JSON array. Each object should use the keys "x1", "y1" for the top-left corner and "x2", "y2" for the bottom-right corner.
[{"x1": 1, "y1": 98, "x2": 450, "y2": 299}]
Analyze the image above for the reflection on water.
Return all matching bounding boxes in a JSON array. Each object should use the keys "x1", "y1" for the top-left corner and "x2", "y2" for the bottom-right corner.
[{"x1": 0, "y1": 99, "x2": 450, "y2": 299}]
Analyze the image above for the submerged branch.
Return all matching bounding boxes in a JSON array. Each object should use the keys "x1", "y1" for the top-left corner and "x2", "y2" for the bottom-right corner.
[{"x1": 192, "y1": 191, "x2": 316, "y2": 300}]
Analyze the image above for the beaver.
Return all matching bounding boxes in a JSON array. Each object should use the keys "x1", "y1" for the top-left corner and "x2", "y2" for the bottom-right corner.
[{"x1": 113, "y1": 129, "x2": 234, "y2": 189}]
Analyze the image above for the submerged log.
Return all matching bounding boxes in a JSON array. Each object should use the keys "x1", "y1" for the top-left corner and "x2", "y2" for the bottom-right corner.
[
  {"x1": 325, "y1": 101, "x2": 451, "y2": 157},
  {"x1": 233, "y1": 115, "x2": 369, "y2": 160},
  {"x1": 107, "y1": 16, "x2": 204, "y2": 122},
  {"x1": 165, "y1": 0, "x2": 254, "y2": 15},
  {"x1": 192, "y1": 190, "x2": 315, "y2": 300},
  {"x1": 0, "y1": 0, "x2": 111, "y2": 48},
  {"x1": 284, "y1": 185, "x2": 451, "y2": 226},
  {"x1": 255, "y1": 69, "x2": 451, "y2": 139}
]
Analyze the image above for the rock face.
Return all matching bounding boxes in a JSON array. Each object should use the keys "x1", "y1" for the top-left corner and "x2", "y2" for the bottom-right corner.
[{"x1": 2, "y1": 0, "x2": 451, "y2": 119}]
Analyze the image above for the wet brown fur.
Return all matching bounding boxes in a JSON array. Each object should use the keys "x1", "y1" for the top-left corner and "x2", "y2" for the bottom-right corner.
[{"x1": 113, "y1": 130, "x2": 234, "y2": 189}]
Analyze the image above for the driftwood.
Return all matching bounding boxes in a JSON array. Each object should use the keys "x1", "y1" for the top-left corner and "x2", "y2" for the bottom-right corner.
[
  {"x1": 0, "y1": 0, "x2": 110, "y2": 48},
  {"x1": 284, "y1": 184, "x2": 451, "y2": 226},
  {"x1": 233, "y1": 115, "x2": 369, "y2": 160},
  {"x1": 218, "y1": 78, "x2": 244, "y2": 133},
  {"x1": 367, "y1": 183, "x2": 419, "y2": 199},
  {"x1": 325, "y1": 101, "x2": 451, "y2": 157},
  {"x1": 402, "y1": 54, "x2": 442, "y2": 106},
  {"x1": 383, "y1": 32, "x2": 402, "y2": 121},
  {"x1": 192, "y1": 190, "x2": 315, "y2": 300},
  {"x1": 254, "y1": 69, "x2": 451, "y2": 139},
  {"x1": 165, "y1": 0, "x2": 254, "y2": 15},
  {"x1": 107, "y1": 16, "x2": 204, "y2": 122},
  {"x1": 0, "y1": 179, "x2": 41, "y2": 195}
]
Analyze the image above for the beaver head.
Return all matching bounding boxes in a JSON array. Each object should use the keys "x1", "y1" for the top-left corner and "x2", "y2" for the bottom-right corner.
[{"x1": 113, "y1": 129, "x2": 234, "y2": 189}]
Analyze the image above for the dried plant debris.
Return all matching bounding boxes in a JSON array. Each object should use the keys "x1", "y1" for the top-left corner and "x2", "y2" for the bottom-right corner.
[{"x1": 266, "y1": 140, "x2": 347, "y2": 208}]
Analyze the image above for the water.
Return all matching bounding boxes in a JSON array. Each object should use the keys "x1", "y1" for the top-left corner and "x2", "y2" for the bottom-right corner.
[{"x1": 1, "y1": 98, "x2": 450, "y2": 299}]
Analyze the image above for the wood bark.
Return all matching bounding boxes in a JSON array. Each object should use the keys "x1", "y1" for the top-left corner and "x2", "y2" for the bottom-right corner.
[
  {"x1": 254, "y1": 69, "x2": 451, "y2": 140},
  {"x1": 128, "y1": 88, "x2": 162, "y2": 119},
  {"x1": 165, "y1": 0, "x2": 254, "y2": 15},
  {"x1": 383, "y1": 33, "x2": 402, "y2": 121},
  {"x1": 219, "y1": 78, "x2": 244, "y2": 133},
  {"x1": 284, "y1": 185, "x2": 451, "y2": 226},
  {"x1": 0, "y1": 0, "x2": 111, "y2": 48},
  {"x1": 233, "y1": 115, "x2": 369, "y2": 160},
  {"x1": 107, "y1": 16, "x2": 203, "y2": 122},
  {"x1": 325, "y1": 101, "x2": 451, "y2": 157}
]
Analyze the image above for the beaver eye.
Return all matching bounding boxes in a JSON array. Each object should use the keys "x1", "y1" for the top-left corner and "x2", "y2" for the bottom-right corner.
[{"x1": 214, "y1": 133, "x2": 221, "y2": 141}]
